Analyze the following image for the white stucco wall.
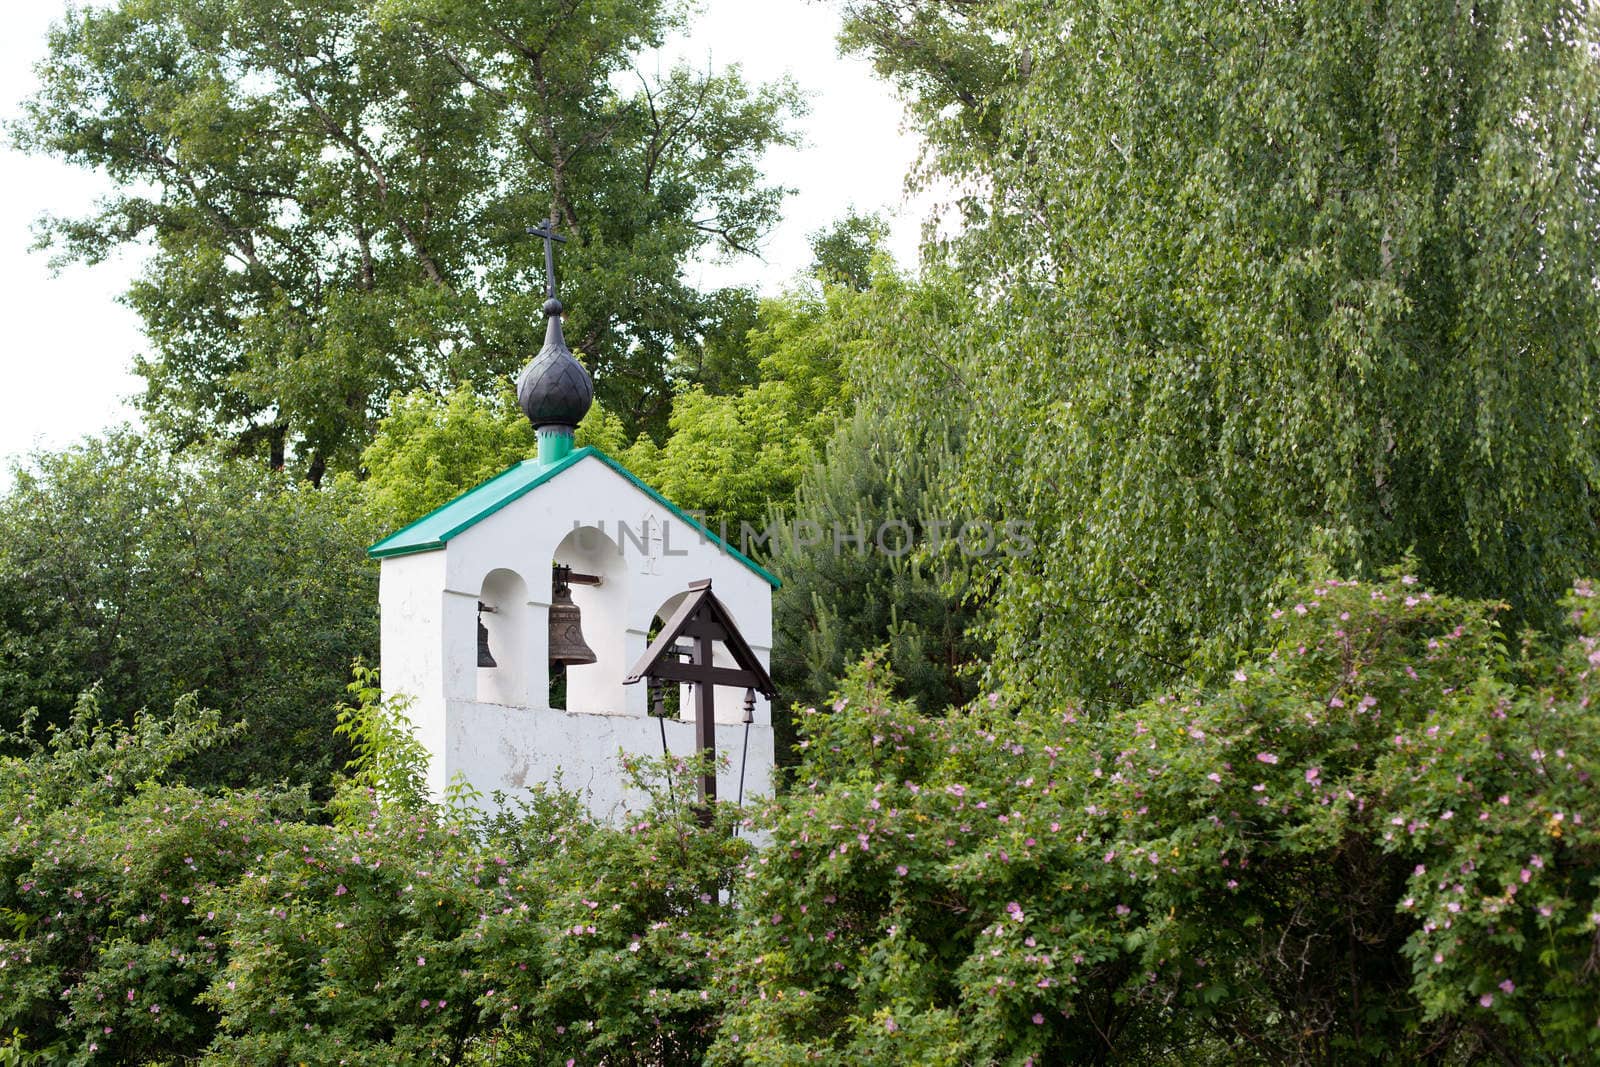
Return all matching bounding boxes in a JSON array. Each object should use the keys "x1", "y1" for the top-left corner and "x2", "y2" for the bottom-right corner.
[{"x1": 378, "y1": 454, "x2": 777, "y2": 819}]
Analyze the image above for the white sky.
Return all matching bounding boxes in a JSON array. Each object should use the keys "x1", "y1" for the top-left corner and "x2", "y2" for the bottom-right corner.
[{"x1": 0, "y1": 0, "x2": 926, "y2": 471}]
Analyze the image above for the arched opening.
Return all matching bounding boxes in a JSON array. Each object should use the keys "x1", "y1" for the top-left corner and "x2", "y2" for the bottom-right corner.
[
  {"x1": 552, "y1": 524, "x2": 628, "y2": 714},
  {"x1": 476, "y1": 568, "x2": 531, "y2": 707}
]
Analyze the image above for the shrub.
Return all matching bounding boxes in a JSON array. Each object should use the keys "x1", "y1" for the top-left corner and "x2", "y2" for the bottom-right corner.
[
  {"x1": 716, "y1": 572, "x2": 1600, "y2": 1063},
  {"x1": 0, "y1": 694, "x2": 309, "y2": 1063}
]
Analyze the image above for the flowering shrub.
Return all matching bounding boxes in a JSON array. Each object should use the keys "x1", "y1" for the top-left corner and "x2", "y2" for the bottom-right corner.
[
  {"x1": 205, "y1": 757, "x2": 748, "y2": 1066},
  {"x1": 714, "y1": 573, "x2": 1600, "y2": 1063},
  {"x1": 3, "y1": 573, "x2": 1597, "y2": 1063},
  {"x1": 0, "y1": 694, "x2": 309, "y2": 1063}
]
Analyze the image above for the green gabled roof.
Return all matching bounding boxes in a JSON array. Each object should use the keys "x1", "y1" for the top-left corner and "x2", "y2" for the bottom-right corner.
[{"x1": 365, "y1": 446, "x2": 780, "y2": 589}]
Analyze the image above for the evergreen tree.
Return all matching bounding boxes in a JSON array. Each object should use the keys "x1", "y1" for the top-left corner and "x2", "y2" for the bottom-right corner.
[
  {"x1": 769, "y1": 403, "x2": 981, "y2": 728},
  {"x1": 767, "y1": 267, "x2": 984, "y2": 750}
]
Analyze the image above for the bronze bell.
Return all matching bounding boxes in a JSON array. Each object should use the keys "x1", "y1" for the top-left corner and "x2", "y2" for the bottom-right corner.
[
  {"x1": 549, "y1": 571, "x2": 597, "y2": 668},
  {"x1": 476, "y1": 602, "x2": 498, "y2": 668}
]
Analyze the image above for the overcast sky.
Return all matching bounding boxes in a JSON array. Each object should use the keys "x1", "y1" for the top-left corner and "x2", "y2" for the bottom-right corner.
[{"x1": 0, "y1": 0, "x2": 925, "y2": 472}]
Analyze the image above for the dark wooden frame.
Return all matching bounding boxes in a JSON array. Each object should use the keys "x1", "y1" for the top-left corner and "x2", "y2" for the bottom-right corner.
[{"x1": 624, "y1": 579, "x2": 775, "y2": 810}]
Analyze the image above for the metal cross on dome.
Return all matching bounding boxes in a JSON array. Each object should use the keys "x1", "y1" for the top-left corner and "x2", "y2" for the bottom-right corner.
[{"x1": 526, "y1": 216, "x2": 568, "y2": 301}]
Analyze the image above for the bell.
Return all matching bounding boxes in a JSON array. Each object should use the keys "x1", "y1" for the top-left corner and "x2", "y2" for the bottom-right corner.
[
  {"x1": 548, "y1": 579, "x2": 598, "y2": 668},
  {"x1": 476, "y1": 603, "x2": 498, "y2": 669}
]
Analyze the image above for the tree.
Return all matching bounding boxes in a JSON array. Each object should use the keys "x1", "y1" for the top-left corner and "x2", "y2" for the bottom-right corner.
[
  {"x1": 0, "y1": 433, "x2": 380, "y2": 788},
  {"x1": 769, "y1": 401, "x2": 981, "y2": 735},
  {"x1": 833, "y1": 0, "x2": 1013, "y2": 195},
  {"x1": 863, "y1": 0, "x2": 1600, "y2": 709},
  {"x1": 808, "y1": 208, "x2": 890, "y2": 291},
  {"x1": 763, "y1": 265, "x2": 987, "y2": 729},
  {"x1": 13, "y1": 0, "x2": 804, "y2": 479},
  {"x1": 627, "y1": 287, "x2": 858, "y2": 532},
  {"x1": 360, "y1": 384, "x2": 628, "y2": 530}
]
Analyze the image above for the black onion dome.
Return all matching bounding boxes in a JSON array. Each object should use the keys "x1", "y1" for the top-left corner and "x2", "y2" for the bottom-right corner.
[{"x1": 517, "y1": 298, "x2": 593, "y2": 429}]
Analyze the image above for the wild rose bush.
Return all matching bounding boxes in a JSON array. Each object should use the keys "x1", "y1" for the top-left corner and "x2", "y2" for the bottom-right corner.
[
  {"x1": 205, "y1": 766, "x2": 748, "y2": 1066},
  {"x1": 3, "y1": 572, "x2": 1597, "y2": 1064},
  {"x1": 714, "y1": 573, "x2": 1600, "y2": 1064},
  {"x1": 1, "y1": 685, "x2": 750, "y2": 1065},
  {"x1": 0, "y1": 696, "x2": 312, "y2": 1063}
]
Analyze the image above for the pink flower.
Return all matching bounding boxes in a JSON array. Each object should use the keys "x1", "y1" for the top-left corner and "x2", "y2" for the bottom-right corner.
[
  {"x1": 1257, "y1": 753, "x2": 1278, "y2": 765},
  {"x1": 417, "y1": 956, "x2": 426, "y2": 967},
  {"x1": 1115, "y1": 904, "x2": 1131, "y2": 917},
  {"x1": 1479, "y1": 993, "x2": 1494, "y2": 1008},
  {"x1": 1032, "y1": 1013, "x2": 1045, "y2": 1025},
  {"x1": 885, "y1": 1017, "x2": 898, "y2": 1033},
  {"x1": 1305, "y1": 768, "x2": 1319, "y2": 782},
  {"x1": 895, "y1": 865, "x2": 908, "y2": 877},
  {"x1": 1499, "y1": 980, "x2": 1515, "y2": 994},
  {"x1": 1233, "y1": 670, "x2": 1248, "y2": 683},
  {"x1": 1007, "y1": 901, "x2": 1026, "y2": 923},
  {"x1": 335, "y1": 884, "x2": 347, "y2": 896}
]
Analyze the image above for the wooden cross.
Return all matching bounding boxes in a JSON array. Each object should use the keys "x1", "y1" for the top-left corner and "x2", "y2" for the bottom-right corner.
[{"x1": 624, "y1": 579, "x2": 776, "y2": 820}]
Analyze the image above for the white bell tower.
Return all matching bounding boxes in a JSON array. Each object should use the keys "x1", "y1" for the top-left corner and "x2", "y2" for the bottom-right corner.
[{"x1": 368, "y1": 224, "x2": 777, "y2": 820}]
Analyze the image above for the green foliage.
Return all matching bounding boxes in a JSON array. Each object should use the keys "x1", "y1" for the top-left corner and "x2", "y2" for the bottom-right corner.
[
  {"x1": 808, "y1": 208, "x2": 890, "y2": 291},
  {"x1": 768, "y1": 266, "x2": 984, "y2": 726},
  {"x1": 1, "y1": 574, "x2": 1598, "y2": 1062},
  {"x1": 0, "y1": 694, "x2": 310, "y2": 1064},
  {"x1": 12, "y1": 0, "x2": 805, "y2": 473},
  {"x1": 834, "y1": 0, "x2": 1014, "y2": 191},
  {"x1": 0, "y1": 433, "x2": 380, "y2": 789},
  {"x1": 360, "y1": 384, "x2": 628, "y2": 529},
  {"x1": 0, "y1": 678, "x2": 755, "y2": 1064},
  {"x1": 618, "y1": 289, "x2": 847, "y2": 530},
  {"x1": 770, "y1": 403, "x2": 982, "y2": 730},
  {"x1": 868, "y1": 0, "x2": 1600, "y2": 711},
  {"x1": 623, "y1": 381, "x2": 821, "y2": 536},
  {"x1": 330, "y1": 661, "x2": 429, "y2": 817},
  {"x1": 717, "y1": 572, "x2": 1600, "y2": 1063}
]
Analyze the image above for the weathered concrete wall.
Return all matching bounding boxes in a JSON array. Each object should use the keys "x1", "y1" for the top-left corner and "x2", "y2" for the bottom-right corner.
[{"x1": 442, "y1": 699, "x2": 774, "y2": 822}]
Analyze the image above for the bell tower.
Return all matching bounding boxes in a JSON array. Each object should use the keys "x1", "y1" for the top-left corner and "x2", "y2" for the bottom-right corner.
[{"x1": 368, "y1": 220, "x2": 778, "y2": 820}]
